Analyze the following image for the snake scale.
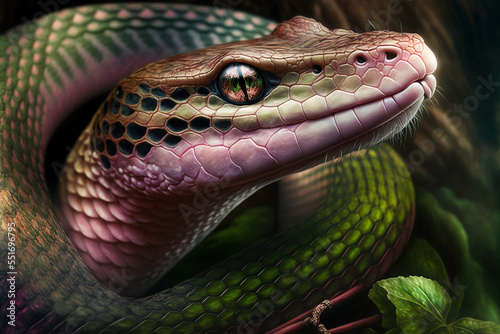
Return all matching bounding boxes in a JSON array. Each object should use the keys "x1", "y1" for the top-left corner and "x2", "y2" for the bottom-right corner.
[{"x1": 0, "y1": 3, "x2": 436, "y2": 333}]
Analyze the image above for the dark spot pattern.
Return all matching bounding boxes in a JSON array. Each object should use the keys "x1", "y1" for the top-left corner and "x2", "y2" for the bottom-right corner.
[
  {"x1": 95, "y1": 138, "x2": 105, "y2": 152},
  {"x1": 115, "y1": 86, "x2": 124, "y2": 99},
  {"x1": 148, "y1": 129, "x2": 167, "y2": 142},
  {"x1": 136, "y1": 142, "x2": 153, "y2": 158},
  {"x1": 164, "y1": 135, "x2": 182, "y2": 147},
  {"x1": 197, "y1": 87, "x2": 210, "y2": 95},
  {"x1": 100, "y1": 155, "x2": 111, "y2": 169},
  {"x1": 160, "y1": 99, "x2": 176, "y2": 112},
  {"x1": 102, "y1": 101, "x2": 109, "y2": 114},
  {"x1": 167, "y1": 118, "x2": 188, "y2": 132},
  {"x1": 94, "y1": 122, "x2": 101, "y2": 136},
  {"x1": 152, "y1": 88, "x2": 167, "y2": 98},
  {"x1": 95, "y1": 85, "x2": 233, "y2": 162},
  {"x1": 213, "y1": 119, "x2": 232, "y2": 132},
  {"x1": 105, "y1": 140, "x2": 117, "y2": 156},
  {"x1": 171, "y1": 88, "x2": 190, "y2": 101},
  {"x1": 141, "y1": 97, "x2": 158, "y2": 112},
  {"x1": 111, "y1": 122, "x2": 126, "y2": 139},
  {"x1": 125, "y1": 93, "x2": 141, "y2": 105},
  {"x1": 127, "y1": 123, "x2": 147, "y2": 140},
  {"x1": 101, "y1": 120, "x2": 110, "y2": 134},
  {"x1": 119, "y1": 139, "x2": 134, "y2": 156},
  {"x1": 139, "y1": 83, "x2": 151, "y2": 94},
  {"x1": 120, "y1": 105, "x2": 134, "y2": 117},
  {"x1": 110, "y1": 100, "x2": 121, "y2": 114},
  {"x1": 190, "y1": 117, "x2": 210, "y2": 132}
]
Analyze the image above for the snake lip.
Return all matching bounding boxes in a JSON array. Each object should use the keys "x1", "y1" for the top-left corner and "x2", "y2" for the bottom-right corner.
[
  {"x1": 302, "y1": 73, "x2": 437, "y2": 129},
  {"x1": 234, "y1": 74, "x2": 436, "y2": 184},
  {"x1": 328, "y1": 74, "x2": 434, "y2": 140},
  {"x1": 232, "y1": 82, "x2": 429, "y2": 187},
  {"x1": 419, "y1": 74, "x2": 437, "y2": 99}
]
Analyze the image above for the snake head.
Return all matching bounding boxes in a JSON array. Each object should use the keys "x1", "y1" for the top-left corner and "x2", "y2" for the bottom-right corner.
[{"x1": 87, "y1": 16, "x2": 436, "y2": 195}]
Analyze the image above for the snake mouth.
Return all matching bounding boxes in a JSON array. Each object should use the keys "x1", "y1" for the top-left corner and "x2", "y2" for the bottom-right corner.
[
  {"x1": 201, "y1": 71, "x2": 437, "y2": 190},
  {"x1": 324, "y1": 73, "x2": 436, "y2": 142},
  {"x1": 225, "y1": 74, "x2": 435, "y2": 188},
  {"x1": 420, "y1": 74, "x2": 437, "y2": 99},
  {"x1": 319, "y1": 74, "x2": 437, "y2": 156}
]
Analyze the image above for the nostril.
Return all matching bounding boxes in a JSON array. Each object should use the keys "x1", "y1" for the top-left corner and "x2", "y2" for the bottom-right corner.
[
  {"x1": 312, "y1": 65, "x2": 323, "y2": 74},
  {"x1": 355, "y1": 56, "x2": 367, "y2": 65},
  {"x1": 385, "y1": 51, "x2": 398, "y2": 60}
]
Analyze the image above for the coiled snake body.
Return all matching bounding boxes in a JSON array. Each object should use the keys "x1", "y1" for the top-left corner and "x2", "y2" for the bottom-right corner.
[{"x1": 0, "y1": 3, "x2": 436, "y2": 333}]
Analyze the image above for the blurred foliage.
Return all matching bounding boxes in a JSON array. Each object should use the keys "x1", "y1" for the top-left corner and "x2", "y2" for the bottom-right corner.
[{"x1": 415, "y1": 188, "x2": 500, "y2": 323}]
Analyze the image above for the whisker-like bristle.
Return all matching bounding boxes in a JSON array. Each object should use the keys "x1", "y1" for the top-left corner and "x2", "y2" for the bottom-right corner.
[
  {"x1": 367, "y1": 19, "x2": 377, "y2": 31},
  {"x1": 435, "y1": 86, "x2": 448, "y2": 103}
]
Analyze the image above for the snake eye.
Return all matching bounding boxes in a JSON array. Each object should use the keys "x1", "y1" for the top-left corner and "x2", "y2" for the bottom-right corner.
[{"x1": 218, "y1": 63, "x2": 264, "y2": 104}]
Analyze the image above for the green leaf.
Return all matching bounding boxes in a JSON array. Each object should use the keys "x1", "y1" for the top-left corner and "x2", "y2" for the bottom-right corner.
[
  {"x1": 448, "y1": 318, "x2": 500, "y2": 334},
  {"x1": 370, "y1": 276, "x2": 451, "y2": 332},
  {"x1": 388, "y1": 237, "x2": 466, "y2": 322},
  {"x1": 444, "y1": 278, "x2": 466, "y2": 322},
  {"x1": 369, "y1": 282, "x2": 398, "y2": 328}
]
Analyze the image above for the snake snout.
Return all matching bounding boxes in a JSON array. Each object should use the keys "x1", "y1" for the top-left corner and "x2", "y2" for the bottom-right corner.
[
  {"x1": 421, "y1": 43, "x2": 438, "y2": 74},
  {"x1": 419, "y1": 43, "x2": 438, "y2": 98},
  {"x1": 421, "y1": 74, "x2": 437, "y2": 98},
  {"x1": 352, "y1": 45, "x2": 403, "y2": 67}
]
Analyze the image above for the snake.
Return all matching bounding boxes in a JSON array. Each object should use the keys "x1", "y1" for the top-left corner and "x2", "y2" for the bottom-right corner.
[{"x1": 0, "y1": 3, "x2": 437, "y2": 333}]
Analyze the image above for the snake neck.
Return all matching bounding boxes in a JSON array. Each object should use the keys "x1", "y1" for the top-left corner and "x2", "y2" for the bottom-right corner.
[{"x1": 58, "y1": 125, "x2": 262, "y2": 296}]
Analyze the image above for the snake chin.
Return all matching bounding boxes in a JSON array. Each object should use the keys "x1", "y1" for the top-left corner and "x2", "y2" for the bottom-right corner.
[
  {"x1": 350, "y1": 95, "x2": 425, "y2": 153},
  {"x1": 303, "y1": 93, "x2": 427, "y2": 174},
  {"x1": 338, "y1": 72, "x2": 435, "y2": 156}
]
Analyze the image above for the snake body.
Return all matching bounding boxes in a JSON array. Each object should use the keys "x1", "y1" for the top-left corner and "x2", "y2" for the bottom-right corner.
[{"x1": 0, "y1": 3, "x2": 436, "y2": 333}]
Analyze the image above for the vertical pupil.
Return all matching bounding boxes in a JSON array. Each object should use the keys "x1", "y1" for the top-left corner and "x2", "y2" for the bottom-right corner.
[
  {"x1": 219, "y1": 63, "x2": 264, "y2": 104},
  {"x1": 245, "y1": 77, "x2": 254, "y2": 88},
  {"x1": 232, "y1": 78, "x2": 240, "y2": 92}
]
